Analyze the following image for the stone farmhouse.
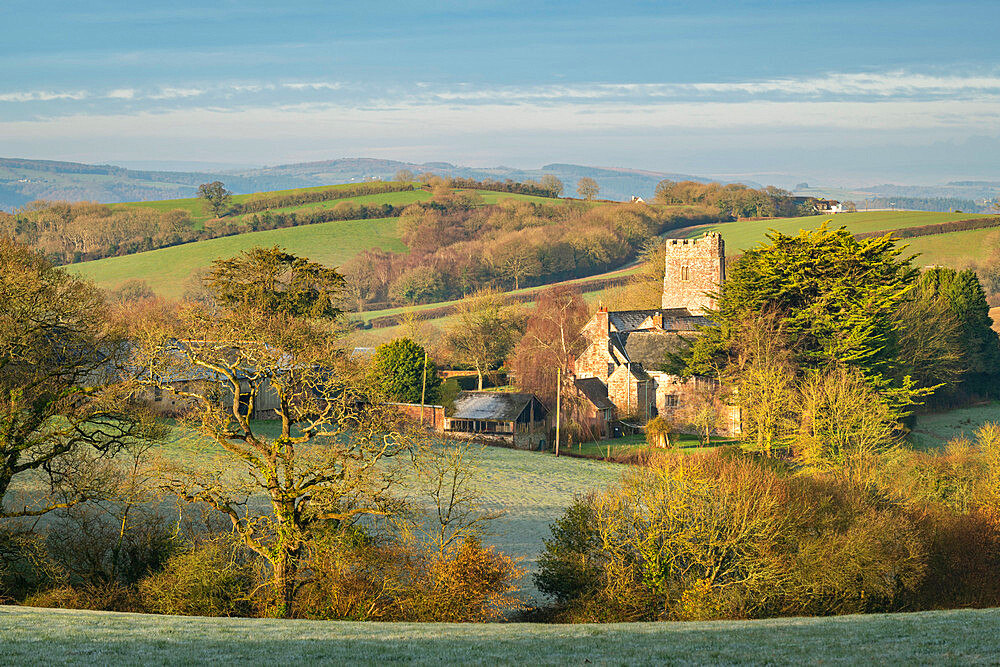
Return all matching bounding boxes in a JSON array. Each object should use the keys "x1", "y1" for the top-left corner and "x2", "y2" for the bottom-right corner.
[{"x1": 572, "y1": 232, "x2": 740, "y2": 435}]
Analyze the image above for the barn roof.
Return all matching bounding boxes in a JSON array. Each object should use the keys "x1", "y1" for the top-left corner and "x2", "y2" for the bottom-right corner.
[{"x1": 450, "y1": 391, "x2": 543, "y2": 421}]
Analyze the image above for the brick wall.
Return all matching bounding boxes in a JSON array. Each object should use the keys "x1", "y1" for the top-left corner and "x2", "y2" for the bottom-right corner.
[
  {"x1": 662, "y1": 233, "x2": 725, "y2": 314},
  {"x1": 388, "y1": 402, "x2": 445, "y2": 431}
]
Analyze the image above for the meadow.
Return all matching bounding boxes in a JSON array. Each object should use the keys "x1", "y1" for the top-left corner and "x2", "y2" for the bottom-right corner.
[
  {"x1": 675, "y1": 210, "x2": 999, "y2": 255},
  {"x1": 66, "y1": 217, "x2": 407, "y2": 299},
  {"x1": 74, "y1": 187, "x2": 566, "y2": 298},
  {"x1": 3, "y1": 605, "x2": 999, "y2": 665}
]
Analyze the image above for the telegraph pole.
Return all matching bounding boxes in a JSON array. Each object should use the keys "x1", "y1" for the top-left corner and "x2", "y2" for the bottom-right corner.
[{"x1": 555, "y1": 366, "x2": 562, "y2": 457}]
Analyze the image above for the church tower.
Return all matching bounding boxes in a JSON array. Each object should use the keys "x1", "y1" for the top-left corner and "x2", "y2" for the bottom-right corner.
[{"x1": 661, "y1": 232, "x2": 725, "y2": 314}]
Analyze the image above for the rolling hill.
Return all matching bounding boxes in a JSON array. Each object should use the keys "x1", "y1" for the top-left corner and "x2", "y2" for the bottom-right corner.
[
  {"x1": 3, "y1": 605, "x2": 999, "y2": 664},
  {"x1": 0, "y1": 156, "x2": 736, "y2": 211}
]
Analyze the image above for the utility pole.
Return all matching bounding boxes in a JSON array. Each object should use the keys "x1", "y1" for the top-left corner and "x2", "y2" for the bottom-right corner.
[
  {"x1": 555, "y1": 366, "x2": 562, "y2": 457},
  {"x1": 420, "y1": 351, "x2": 428, "y2": 427}
]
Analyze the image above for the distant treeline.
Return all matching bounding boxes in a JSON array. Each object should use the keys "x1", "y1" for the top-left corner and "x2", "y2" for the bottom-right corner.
[
  {"x1": 653, "y1": 180, "x2": 817, "y2": 219},
  {"x1": 342, "y1": 194, "x2": 721, "y2": 309},
  {"x1": 227, "y1": 182, "x2": 415, "y2": 216},
  {"x1": 444, "y1": 177, "x2": 562, "y2": 198},
  {"x1": 857, "y1": 196, "x2": 989, "y2": 214}
]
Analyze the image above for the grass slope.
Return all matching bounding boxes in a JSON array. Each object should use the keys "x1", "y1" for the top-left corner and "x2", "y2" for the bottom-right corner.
[
  {"x1": 110, "y1": 182, "x2": 411, "y2": 224},
  {"x1": 66, "y1": 217, "x2": 406, "y2": 299},
  {"x1": 77, "y1": 188, "x2": 565, "y2": 297},
  {"x1": 155, "y1": 422, "x2": 620, "y2": 596},
  {"x1": 676, "y1": 211, "x2": 999, "y2": 255},
  {"x1": 3, "y1": 605, "x2": 999, "y2": 665}
]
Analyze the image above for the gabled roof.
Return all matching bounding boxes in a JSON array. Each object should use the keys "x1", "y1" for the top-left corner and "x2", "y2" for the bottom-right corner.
[
  {"x1": 607, "y1": 309, "x2": 710, "y2": 333},
  {"x1": 450, "y1": 391, "x2": 545, "y2": 421},
  {"x1": 622, "y1": 330, "x2": 689, "y2": 368},
  {"x1": 574, "y1": 377, "x2": 615, "y2": 411}
]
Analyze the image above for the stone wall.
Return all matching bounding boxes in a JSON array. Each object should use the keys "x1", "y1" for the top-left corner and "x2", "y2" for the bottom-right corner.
[
  {"x1": 662, "y1": 233, "x2": 725, "y2": 313},
  {"x1": 575, "y1": 307, "x2": 612, "y2": 380}
]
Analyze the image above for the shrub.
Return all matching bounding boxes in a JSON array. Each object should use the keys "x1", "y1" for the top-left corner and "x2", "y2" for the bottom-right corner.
[
  {"x1": 138, "y1": 536, "x2": 260, "y2": 617},
  {"x1": 534, "y1": 449, "x2": 966, "y2": 622},
  {"x1": 401, "y1": 537, "x2": 525, "y2": 622}
]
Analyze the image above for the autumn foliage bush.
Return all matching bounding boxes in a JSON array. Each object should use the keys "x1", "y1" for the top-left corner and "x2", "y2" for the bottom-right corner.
[{"x1": 535, "y1": 447, "x2": 1000, "y2": 622}]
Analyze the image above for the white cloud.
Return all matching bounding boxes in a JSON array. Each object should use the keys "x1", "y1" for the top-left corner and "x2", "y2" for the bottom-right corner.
[
  {"x1": 148, "y1": 87, "x2": 205, "y2": 100},
  {"x1": 106, "y1": 88, "x2": 136, "y2": 100},
  {"x1": 282, "y1": 82, "x2": 344, "y2": 91},
  {"x1": 0, "y1": 90, "x2": 89, "y2": 102}
]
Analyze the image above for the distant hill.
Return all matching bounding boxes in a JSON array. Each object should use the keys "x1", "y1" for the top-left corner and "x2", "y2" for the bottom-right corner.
[{"x1": 0, "y1": 156, "x2": 742, "y2": 211}]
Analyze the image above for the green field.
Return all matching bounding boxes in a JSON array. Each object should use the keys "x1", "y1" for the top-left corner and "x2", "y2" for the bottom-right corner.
[
  {"x1": 111, "y1": 181, "x2": 415, "y2": 224},
  {"x1": 676, "y1": 211, "x2": 999, "y2": 255},
  {"x1": 3, "y1": 605, "x2": 999, "y2": 665},
  {"x1": 66, "y1": 217, "x2": 407, "y2": 299},
  {"x1": 77, "y1": 188, "x2": 567, "y2": 297}
]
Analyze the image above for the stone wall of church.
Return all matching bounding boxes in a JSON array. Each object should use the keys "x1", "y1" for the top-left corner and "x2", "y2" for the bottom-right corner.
[{"x1": 662, "y1": 233, "x2": 725, "y2": 313}]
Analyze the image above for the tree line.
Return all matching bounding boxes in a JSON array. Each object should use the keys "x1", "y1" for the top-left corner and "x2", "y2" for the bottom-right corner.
[
  {"x1": 342, "y1": 195, "x2": 720, "y2": 310},
  {"x1": 653, "y1": 179, "x2": 817, "y2": 218}
]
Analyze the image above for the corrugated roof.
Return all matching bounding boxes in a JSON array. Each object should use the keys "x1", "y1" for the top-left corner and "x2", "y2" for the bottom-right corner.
[
  {"x1": 450, "y1": 391, "x2": 539, "y2": 421},
  {"x1": 574, "y1": 377, "x2": 615, "y2": 411}
]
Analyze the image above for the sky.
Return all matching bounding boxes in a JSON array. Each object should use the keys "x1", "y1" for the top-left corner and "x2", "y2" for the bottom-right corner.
[{"x1": 2, "y1": 0, "x2": 999, "y2": 186}]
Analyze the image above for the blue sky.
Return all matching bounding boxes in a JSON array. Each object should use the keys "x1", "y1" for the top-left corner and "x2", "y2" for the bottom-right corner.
[{"x1": 2, "y1": 0, "x2": 999, "y2": 185}]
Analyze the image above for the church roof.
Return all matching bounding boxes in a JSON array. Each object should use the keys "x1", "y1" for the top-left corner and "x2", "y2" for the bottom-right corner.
[
  {"x1": 607, "y1": 309, "x2": 711, "y2": 333},
  {"x1": 621, "y1": 330, "x2": 689, "y2": 368}
]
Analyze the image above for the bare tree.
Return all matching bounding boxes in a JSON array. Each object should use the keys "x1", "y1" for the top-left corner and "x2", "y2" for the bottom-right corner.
[
  {"x1": 576, "y1": 177, "x2": 600, "y2": 201},
  {"x1": 131, "y1": 248, "x2": 416, "y2": 617},
  {"x1": 446, "y1": 289, "x2": 525, "y2": 390},
  {"x1": 0, "y1": 239, "x2": 160, "y2": 520}
]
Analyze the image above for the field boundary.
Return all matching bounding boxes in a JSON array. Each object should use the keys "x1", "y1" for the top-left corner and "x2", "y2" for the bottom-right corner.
[{"x1": 854, "y1": 216, "x2": 1000, "y2": 241}]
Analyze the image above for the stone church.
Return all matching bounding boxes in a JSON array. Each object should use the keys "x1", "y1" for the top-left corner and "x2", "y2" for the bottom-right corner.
[{"x1": 572, "y1": 232, "x2": 739, "y2": 434}]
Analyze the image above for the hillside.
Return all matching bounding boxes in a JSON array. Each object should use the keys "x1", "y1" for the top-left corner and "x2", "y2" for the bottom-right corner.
[
  {"x1": 3, "y1": 605, "x2": 999, "y2": 664},
  {"x1": 0, "y1": 156, "x2": 733, "y2": 210},
  {"x1": 672, "y1": 210, "x2": 1000, "y2": 256},
  {"x1": 67, "y1": 216, "x2": 407, "y2": 299}
]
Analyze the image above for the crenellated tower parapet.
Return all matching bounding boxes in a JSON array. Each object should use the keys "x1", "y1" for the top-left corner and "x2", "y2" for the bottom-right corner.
[{"x1": 661, "y1": 232, "x2": 725, "y2": 314}]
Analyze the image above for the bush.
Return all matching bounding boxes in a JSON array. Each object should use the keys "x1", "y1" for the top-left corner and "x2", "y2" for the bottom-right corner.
[
  {"x1": 296, "y1": 531, "x2": 524, "y2": 622},
  {"x1": 138, "y1": 535, "x2": 261, "y2": 617},
  {"x1": 534, "y1": 449, "x2": 993, "y2": 622},
  {"x1": 0, "y1": 529, "x2": 55, "y2": 604}
]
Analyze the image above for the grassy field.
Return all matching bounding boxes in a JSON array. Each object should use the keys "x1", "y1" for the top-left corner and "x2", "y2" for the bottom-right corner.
[
  {"x1": 66, "y1": 217, "x2": 407, "y2": 299},
  {"x1": 909, "y1": 402, "x2": 1000, "y2": 450},
  {"x1": 146, "y1": 422, "x2": 622, "y2": 599},
  {"x1": 675, "y1": 211, "x2": 999, "y2": 255},
  {"x1": 3, "y1": 605, "x2": 999, "y2": 665},
  {"x1": 903, "y1": 226, "x2": 1000, "y2": 268},
  {"x1": 110, "y1": 181, "x2": 416, "y2": 224},
  {"x1": 78, "y1": 188, "x2": 567, "y2": 297}
]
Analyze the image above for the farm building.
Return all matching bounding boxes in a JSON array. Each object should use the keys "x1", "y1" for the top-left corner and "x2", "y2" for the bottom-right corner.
[{"x1": 444, "y1": 391, "x2": 548, "y2": 450}]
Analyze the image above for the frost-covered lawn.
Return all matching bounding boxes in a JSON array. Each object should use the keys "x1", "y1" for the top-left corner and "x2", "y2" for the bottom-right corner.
[
  {"x1": 909, "y1": 402, "x2": 1000, "y2": 450},
  {"x1": 3, "y1": 605, "x2": 1000, "y2": 665},
  {"x1": 152, "y1": 424, "x2": 622, "y2": 599}
]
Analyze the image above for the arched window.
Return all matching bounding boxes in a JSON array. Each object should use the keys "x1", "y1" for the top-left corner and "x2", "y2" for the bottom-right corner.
[{"x1": 680, "y1": 264, "x2": 690, "y2": 281}]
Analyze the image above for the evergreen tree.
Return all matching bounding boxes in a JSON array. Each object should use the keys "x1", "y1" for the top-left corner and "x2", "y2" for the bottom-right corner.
[
  {"x1": 917, "y1": 267, "x2": 1000, "y2": 396},
  {"x1": 678, "y1": 224, "x2": 930, "y2": 417},
  {"x1": 371, "y1": 338, "x2": 442, "y2": 404}
]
